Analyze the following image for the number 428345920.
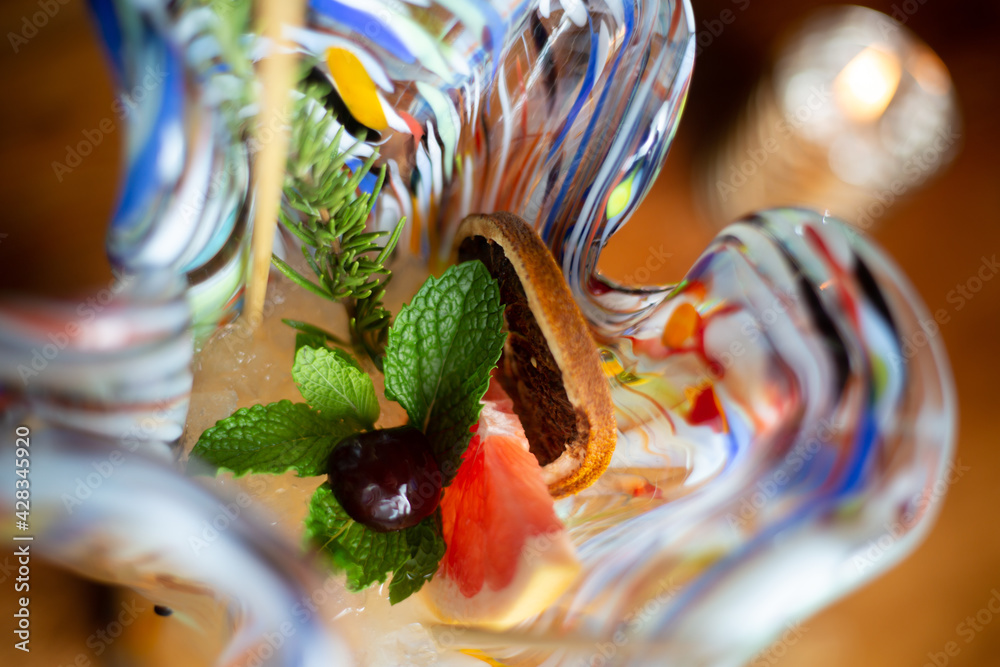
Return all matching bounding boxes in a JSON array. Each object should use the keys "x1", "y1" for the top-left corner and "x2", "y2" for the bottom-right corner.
[{"x1": 14, "y1": 425, "x2": 30, "y2": 527}]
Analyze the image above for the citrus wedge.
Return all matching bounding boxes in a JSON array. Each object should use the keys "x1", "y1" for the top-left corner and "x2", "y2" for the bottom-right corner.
[{"x1": 424, "y1": 378, "x2": 580, "y2": 629}]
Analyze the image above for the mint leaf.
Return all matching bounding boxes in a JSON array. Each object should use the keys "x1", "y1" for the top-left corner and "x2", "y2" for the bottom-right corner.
[
  {"x1": 191, "y1": 400, "x2": 351, "y2": 477},
  {"x1": 389, "y1": 512, "x2": 446, "y2": 604},
  {"x1": 284, "y1": 319, "x2": 349, "y2": 350},
  {"x1": 295, "y1": 331, "x2": 328, "y2": 354},
  {"x1": 305, "y1": 484, "x2": 446, "y2": 602},
  {"x1": 293, "y1": 346, "x2": 378, "y2": 429},
  {"x1": 383, "y1": 261, "x2": 505, "y2": 483},
  {"x1": 305, "y1": 483, "x2": 409, "y2": 590}
]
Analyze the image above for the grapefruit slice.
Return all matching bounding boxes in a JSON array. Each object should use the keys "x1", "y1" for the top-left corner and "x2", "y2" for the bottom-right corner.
[
  {"x1": 454, "y1": 212, "x2": 616, "y2": 497},
  {"x1": 424, "y1": 377, "x2": 580, "y2": 629}
]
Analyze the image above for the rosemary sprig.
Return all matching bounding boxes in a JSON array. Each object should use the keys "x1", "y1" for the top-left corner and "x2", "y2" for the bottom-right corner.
[{"x1": 271, "y1": 83, "x2": 404, "y2": 367}]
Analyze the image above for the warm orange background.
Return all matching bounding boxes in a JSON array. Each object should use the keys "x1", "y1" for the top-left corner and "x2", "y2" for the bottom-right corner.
[{"x1": 1, "y1": 0, "x2": 999, "y2": 665}]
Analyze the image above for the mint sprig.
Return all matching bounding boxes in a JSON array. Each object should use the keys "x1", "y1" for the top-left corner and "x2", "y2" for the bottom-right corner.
[
  {"x1": 191, "y1": 400, "x2": 351, "y2": 477},
  {"x1": 384, "y1": 261, "x2": 506, "y2": 483},
  {"x1": 191, "y1": 261, "x2": 506, "y2": 603}
]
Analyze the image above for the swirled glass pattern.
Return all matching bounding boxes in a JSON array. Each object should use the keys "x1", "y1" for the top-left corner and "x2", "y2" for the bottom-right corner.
[{"x1": 0, "y1": 1, "x2": 956, "y2": 666}]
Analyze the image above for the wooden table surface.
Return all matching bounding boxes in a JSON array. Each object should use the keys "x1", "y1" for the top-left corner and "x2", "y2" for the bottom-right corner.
[{"x1": 1, "y1": 0, "x2": 998, "y2": 665}]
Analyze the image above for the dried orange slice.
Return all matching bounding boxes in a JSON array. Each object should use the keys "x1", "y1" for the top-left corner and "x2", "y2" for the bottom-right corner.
[{"x1": 454, "y1": 212, "x2": 616, "y2": 497}]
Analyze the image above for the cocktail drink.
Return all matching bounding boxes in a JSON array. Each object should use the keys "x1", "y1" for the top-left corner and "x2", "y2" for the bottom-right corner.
[{"x1": 2, "y1": 1, "x2": 956, "y2": 666}]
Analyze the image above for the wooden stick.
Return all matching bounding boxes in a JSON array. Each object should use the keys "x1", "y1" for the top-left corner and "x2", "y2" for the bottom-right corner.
[{"x1": 244, "y1": 0, "x2": 306, "y2": 327}]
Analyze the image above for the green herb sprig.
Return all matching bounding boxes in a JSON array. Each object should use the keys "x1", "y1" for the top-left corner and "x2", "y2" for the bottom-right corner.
[
  {"x1": 192, "y1": 262, "x2": 506, "y2": 603},
  {"x1": 271, "y1": 83, "x2": 404, "y2": 366}
]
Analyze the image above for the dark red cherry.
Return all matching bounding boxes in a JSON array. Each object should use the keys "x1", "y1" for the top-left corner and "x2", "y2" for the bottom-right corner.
[{"x1": 327, "y1": 426, "x2": 442, "y2": 532}]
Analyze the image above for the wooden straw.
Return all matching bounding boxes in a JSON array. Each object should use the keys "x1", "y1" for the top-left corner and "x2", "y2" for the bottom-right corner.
[{"x1": 244, "y1": 0, "x2": 306, "y2": 327}]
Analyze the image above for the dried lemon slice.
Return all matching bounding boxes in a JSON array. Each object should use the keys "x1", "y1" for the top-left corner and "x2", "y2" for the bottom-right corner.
[{"x1": 455, "y1": 212, "x2": 616, "y2": 497}]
